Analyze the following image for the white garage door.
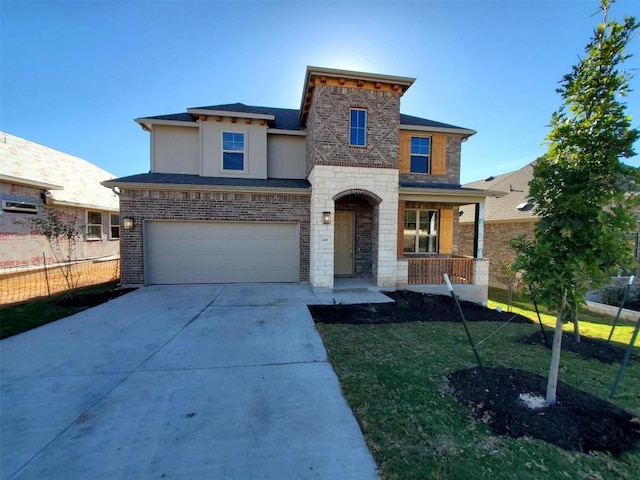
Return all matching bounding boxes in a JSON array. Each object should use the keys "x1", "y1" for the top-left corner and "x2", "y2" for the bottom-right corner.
[{"x1": 146, "y1": 221, "x2": 300, "y2": 284}]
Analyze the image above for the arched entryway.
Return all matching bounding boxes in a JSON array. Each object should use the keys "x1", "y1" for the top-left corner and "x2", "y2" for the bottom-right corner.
[{"x1": 333, "y1": 189, "x2": 382, "y2": 283}]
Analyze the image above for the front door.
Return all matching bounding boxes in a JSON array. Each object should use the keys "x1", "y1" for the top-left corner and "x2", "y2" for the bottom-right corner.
[{"x1": 334, "y1": 211, "x2": 354, "y2": 276}]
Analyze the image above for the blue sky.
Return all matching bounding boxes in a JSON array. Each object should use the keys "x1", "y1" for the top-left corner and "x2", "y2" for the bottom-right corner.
[{"x1": 1, "y1": 0, "x2": 639, "y2": 183}]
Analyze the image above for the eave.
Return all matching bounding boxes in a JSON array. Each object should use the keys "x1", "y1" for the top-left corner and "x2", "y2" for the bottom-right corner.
[
  {"x1": 399, "y1": 186, "x2": 507, "y2": 205},
  {"x1": 101, "y1": 180, "x2": 311, "y2": 196},
  {"x1": 299, "y1": 65, "x2": 415, "y2": 125},
  {"x1": 399, "y1": 124, "x2": 477, "y2": 139},
  {"x1": 0, "y1": 174, "x2": 63, "y2": 191},
  {"x1": 186, "y1": 108, "x2": 275, "y2": 122}
]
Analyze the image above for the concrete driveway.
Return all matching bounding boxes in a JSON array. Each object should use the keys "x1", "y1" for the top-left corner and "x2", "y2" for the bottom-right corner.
[{"x1": 1, "y1": 284, "x2": 390, "y2": 480}]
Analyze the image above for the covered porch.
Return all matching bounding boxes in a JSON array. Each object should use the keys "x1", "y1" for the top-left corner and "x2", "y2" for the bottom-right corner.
[{"x1": 394, "y1": 183, "x2": 504, "y2": 302}]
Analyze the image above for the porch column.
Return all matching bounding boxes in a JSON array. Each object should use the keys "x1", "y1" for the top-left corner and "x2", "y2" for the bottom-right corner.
[{"x1": 473, "y1": 202, "x2": 485, "y2": 259}]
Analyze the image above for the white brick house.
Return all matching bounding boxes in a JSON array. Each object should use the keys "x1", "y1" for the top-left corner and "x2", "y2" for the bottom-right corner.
[{"x1": 104, "y1": 66, "x2": 502, "y2": 301}]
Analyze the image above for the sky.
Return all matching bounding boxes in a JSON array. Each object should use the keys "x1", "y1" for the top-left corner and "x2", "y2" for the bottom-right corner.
[{"x1": 1, "y1": 0, "x2": 639, "y2": 184}]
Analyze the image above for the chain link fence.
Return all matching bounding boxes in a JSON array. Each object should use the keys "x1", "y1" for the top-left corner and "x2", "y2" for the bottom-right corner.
[{"x1": 0, "y1": 256, "x2": 120, "y2": 305}]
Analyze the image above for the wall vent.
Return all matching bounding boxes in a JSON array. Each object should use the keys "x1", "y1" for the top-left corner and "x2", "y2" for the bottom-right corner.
[{"x1": 2, "y1": 200, "x2": 38, "y2": 214}]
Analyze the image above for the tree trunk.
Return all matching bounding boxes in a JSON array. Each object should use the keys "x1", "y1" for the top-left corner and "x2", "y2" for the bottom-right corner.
[
  {"x1": 546, "y1": 291, "x2": 567, "y2": 405},
  {"x1": 572, "y1": 305, "x2": 581, "y2": 343}
]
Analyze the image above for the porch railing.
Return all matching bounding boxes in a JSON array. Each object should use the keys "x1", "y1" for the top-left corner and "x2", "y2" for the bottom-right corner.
[{"x1": 407, "y1": 257, "x2": 474, "y2": 285}]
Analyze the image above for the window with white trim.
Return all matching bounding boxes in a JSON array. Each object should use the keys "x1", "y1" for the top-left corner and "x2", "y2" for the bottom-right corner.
[
  {"x1": 350, "y1": 109, "x2": 366, "y2": 146},
  {"x1": 110, "y1": 214, "x2": 120, "y2": 239},
  {"x1": 222, "y1": 132, "x2": 245, "y2": 171},
  {"x1": 87, "y1": 211, "x2": 102, "y2": 240},
  {"x1": 410, "y1": 136, "x2": 431, "y2": 173},
  {"x1": 403, "y1": 209, "x2": 438, "y2": 253}
]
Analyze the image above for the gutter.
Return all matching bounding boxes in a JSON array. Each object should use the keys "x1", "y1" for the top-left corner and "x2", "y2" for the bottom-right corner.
[{"x1": 101, "y1": 180, "x2": 311, "y2": 196}]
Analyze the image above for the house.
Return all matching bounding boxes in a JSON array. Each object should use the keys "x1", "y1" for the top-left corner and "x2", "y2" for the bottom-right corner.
[
  {"x1": 104, "y1": 66, "x2": 504, "y2": 302},
  {"x1": 0, "y1": 132, "x2": 120, "y2": 270},
  {"x1": 459, "y1": 161, "x2": 640, "y2": 288},
  {"x1": 458, "y1": 162, "x2": 536, "y2": 288}
]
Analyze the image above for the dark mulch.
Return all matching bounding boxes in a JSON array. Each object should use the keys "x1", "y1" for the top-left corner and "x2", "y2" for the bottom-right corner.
[
  {"x1": 308, "y1": 290, "x2": 533, "y2": 325},
  {"x1": 520, "y1": 330, "x2": 639, "y2": 364},
  {"x1": 448, "y1": 367, "x2": 640, "y2": 455},
  {"x1": 55, "y1": 288, "x2": 136, "y2": 308}
]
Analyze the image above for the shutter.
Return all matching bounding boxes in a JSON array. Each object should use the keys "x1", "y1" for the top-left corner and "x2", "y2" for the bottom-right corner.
[
  {"x1": 439, "y1": 208, "x2": 454, "y2": 254},
  {"x1": 431, "y1": 134, "x2": 447, "y2": 175},
  {"x1": 399, "y1": 131, "x2": 411, "y2": 173}
]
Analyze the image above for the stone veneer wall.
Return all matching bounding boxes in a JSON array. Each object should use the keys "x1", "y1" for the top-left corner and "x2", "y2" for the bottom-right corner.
[
  {"x1": 309, "y1": 165, "x2": 398, "y2": 290},
  {"x1": 335, "y1": 196, "x2": 373, "y2": 278},
  {"x1": 305, "y1": 84, "x2": 401, "y2": 175},
  {"x1": 459, "y1": 220, "x2": 536, "y2": 288},
  {"x1": 399, "y1": 136, "x2": 462, "y2": 185},
  {"x1": 119, "y1": 189, "x2": 310, "y2": 285}
]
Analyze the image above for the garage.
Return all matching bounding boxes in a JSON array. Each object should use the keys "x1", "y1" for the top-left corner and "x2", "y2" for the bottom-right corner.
[{"x1": 145, "y1": 221, "x2": 300, "y2": 284}]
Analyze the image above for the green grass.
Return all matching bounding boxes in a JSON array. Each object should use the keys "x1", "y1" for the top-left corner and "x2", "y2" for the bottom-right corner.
[
  {"x1": 0, "y1": 282, "x2": 122, "y2": 339},
  {"x1": 316, "y1": 288, "x2": 640, "y2": 480}
]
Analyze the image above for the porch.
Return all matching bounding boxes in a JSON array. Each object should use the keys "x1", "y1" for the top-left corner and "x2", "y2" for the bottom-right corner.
[{"x1": 407, "y1": 256, "x2": 476, "y2": 285}]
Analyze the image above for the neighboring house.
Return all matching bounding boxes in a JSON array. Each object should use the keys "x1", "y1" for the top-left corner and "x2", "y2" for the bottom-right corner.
[
  {"x1": 0, "y1": 132, "x2": 120, "y2": 270},
  {"x1": 459, "y1": 161, "x2": 640, "y2": 288},
  {"x1": 458, "y1": 162, "x2": 536, "y2": 288},
  {"x1": 104, "y1": 66, "x2": 503, "y2": 301}
]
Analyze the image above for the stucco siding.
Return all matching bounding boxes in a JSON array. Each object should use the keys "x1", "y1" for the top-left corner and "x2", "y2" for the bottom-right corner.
[
  {"x1": 201, "y1": 119, "x2": 268, "y2": 179},
  {"x1": 152, "y1": 125, "x2": 199, "y2": 175},
  {"x1": 267, "y1": 135, "x2": 306, "y2": 179}
]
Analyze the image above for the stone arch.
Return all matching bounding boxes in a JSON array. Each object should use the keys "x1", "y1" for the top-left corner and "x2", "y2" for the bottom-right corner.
[{"x1": 332, "y1": 189, "x2": 382, "y2": 205}]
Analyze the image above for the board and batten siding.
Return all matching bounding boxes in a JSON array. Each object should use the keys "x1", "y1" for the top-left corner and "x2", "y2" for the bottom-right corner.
[{"x1": 399, "y1": 131, "x2": 447, "y2": 176}]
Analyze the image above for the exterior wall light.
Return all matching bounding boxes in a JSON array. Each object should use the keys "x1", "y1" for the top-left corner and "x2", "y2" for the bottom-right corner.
[
  {"x1": 123, "y1": 217, "x2": 134, "y2": 230},
  {"x1": 322, "y1": 212, "x2": 331, "y2": 224}
]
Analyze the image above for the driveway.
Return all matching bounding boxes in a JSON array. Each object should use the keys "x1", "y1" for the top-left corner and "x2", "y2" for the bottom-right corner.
[{"x1": 1, "y1": 285, "x2": 390, "y2": 479}]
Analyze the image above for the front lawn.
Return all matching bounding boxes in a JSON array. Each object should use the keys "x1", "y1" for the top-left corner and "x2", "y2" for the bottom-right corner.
[
  {"x1": 0, "y1": 282, "x2": 134, "y2": 339},
  {"x1": 315, "y1": 289, "x2": 640, "y2": 480}
]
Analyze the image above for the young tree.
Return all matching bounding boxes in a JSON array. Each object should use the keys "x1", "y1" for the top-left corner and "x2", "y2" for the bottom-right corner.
[
  {"x1": 16, "y1": 207, "x2": 84, "y2": 294},
  {"x1": 512, "y1": 0, "x2": 639, "y2": 405}
]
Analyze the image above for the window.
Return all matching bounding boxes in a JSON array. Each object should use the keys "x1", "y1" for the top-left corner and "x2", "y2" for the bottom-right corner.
[
  {"x1": 87, "y1": 211, "x2": 102, "y2": 240},
  {"x1": 403, "y1": 209, "x2": 438, "y2": 253},
  {"x1": 222, "y1": 132, "x2": 245, "y2": 171},
  {"x1": 350, "y1": 109, "x2": 366, "y2": 146},
  {"x1": 110, "y1": 214, "x2": 120, "y2": 239},
  {"x1": 410, "y1": 136, "x2": 430, "y2": 173}
]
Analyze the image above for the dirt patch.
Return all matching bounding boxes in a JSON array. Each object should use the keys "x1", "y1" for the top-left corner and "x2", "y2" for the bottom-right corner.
[
  {"x1": 448, "y1": 367, "x2": 640, "y2": 455},
  {"x1": 520, "y1": 330, "x2": 639, "y2": 364},
  {"x1": 55, "y1": 288, "x2": 136, "y2": 308},
  {"x1": 309, "y1": 290, "x2": 533, "y2": 325}
]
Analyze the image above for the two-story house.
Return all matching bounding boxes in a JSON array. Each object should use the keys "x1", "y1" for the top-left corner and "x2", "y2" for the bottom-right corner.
[{"x1": 104, "y1": 66, "x2": 502, "y2": 302}]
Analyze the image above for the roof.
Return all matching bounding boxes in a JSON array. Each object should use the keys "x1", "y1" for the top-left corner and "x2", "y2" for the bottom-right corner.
[
  {"x1": 137, "y1": 102, "x2": 474, "y2": 136},
  {"x1": 459, "y1": 162, "x2": 537, "y2": 223},
  {"x1": 0, "y1": 131, "x2": 119, "y2": 211},
  {"x1": 103, "y1": 173, "x2": 311, "y2": 191}
]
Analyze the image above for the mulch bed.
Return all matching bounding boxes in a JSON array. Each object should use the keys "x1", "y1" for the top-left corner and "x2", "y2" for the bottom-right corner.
[
  {"x1": 448, "y1": 367, "x2": 640, "y2": 455},
  {"x1": 55, "y1": 288, "x2": 136, "y2": 308},
  {"x1": 308, "y1": 290, "x2": 533, "y2": 325},
  {"x1": 520, "y1": 330, "x2": 639, "y2": 364},
  {"x1": 310, "y1": 290, "x2": 640, "y2": 454}
]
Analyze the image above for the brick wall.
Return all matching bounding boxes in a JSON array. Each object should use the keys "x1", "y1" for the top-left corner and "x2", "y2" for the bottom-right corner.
[
  {"x1": 399, "y1": 136, "x2": 462, "y2": 185},
  {"x1": 459, "y1": 220, "x2": 536, "y2": 288},
  {"x1": 335, "y1": 196, "x2": 373, "y2": 278},
  {"x1": 305, "y1": 84, "x2": 401, "y2": 173},
  {"x1": 119, "y1": 188, "x2": 310, "y2": 285}
]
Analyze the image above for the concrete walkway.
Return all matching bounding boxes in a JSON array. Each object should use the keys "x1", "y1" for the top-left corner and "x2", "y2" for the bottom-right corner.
[{"x1": 1, "y1": 284, "x2": 392, "y2": 480}]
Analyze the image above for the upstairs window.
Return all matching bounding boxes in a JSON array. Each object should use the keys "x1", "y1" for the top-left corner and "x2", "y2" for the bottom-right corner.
[
  {"x1": 110, "y1": 214, "x2": 120, "y2": 239},
  {"x1": 350, "y1": 109, "x2": 367, "y2": 146},
  {"x1": 410, "y1": 137, "x2": 431, "y2": 173},
  {"x1": 403, "y1": 209, "x2": 438, "y2": 253},
  {"x1": 87, "y1": 211, "x2": 103, "y2": 240},
  {"x1": 222, "y1": 132, "x2": 245, "y2": 171}
]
